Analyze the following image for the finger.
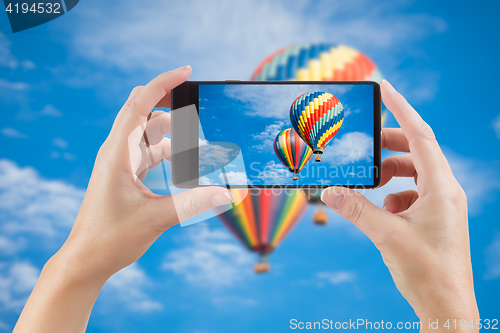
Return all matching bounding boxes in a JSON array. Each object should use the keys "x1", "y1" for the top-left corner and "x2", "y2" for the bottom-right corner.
[
  {"x1": 321, "y1": 186, "x2": 405, "y2": 246},
  {"x1": 383, "y1": 190, "x2": 419, "y2": 214},
  {"x1": 379, "y1": 154, "x2": 416, "y2": 187},
  {"x1": 154, "y1": 91, "x2": 172, "y2": 109},
  {"x1": 380, "y1": 80, "x2": 455, "y2": 194},
  {"x1": 112, "y1": 66, "x2": 191, "y2": 147},
  {"x1": 148, "y1": 137, "x2": 171, "y2": 163},
  {"x1": 382, "y1": 128, "x2": 409, "y2": 152},
  {"x1": 144, "y1": 112, "x2": 171, "y2": 145},
  {"x1": 129, "y1": 66, "x2": 191, "y2": 118},
  {"x1": 155, "y1": 187, "x2": 234, "y2": 227}
]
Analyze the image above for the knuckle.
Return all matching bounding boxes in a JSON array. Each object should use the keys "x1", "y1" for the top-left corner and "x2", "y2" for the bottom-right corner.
[
  {"x1": 379, "y1": 227, "x2": 406, "y2": 249},
  {"x1": 449, "y1": 186, "x2": 467, "y2": 205},
  {"x1": 418, "y1": 122, "x2": 435, "y2": 141},
  {"x1": 123, "y1": 86, "x2": 143, "y2": 112},
  {"x1": 435, "y1": 184, "x2": 467, "y2": 207},
  {"x1": 130, "y1": 85, "x2": 144, "y2": 96},
  {"x1": 183, "y1": 197, "x2": 204, "y2": 218},
  {"x1": 345, "y1": 200, "x2": 365, "y2": 225}
]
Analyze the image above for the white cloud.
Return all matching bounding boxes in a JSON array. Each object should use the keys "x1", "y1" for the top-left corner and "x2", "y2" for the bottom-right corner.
[
  {"x1": 0, "y1": 160, "x2": 163, "y2": 316},
  {"x1": 0, "y1": 236, "x2": 25, "y2": 255},
  {"x1": 219, "y1": 171, "x2": 248, "y2": 185},
  {"x1": 0, "y1": 79, "x2": 29, "y2": 92},
  {"x1": 40, "y1": 105, "x2": 63, "y2": 118},
  {"x1": 102, "y1": 263, "x2": 163, "y2": 312},
  {"x1": 0, "y1": 320, "x2": 9, "y2": 331},
  {"x1": 162, "y1": 228, "x2": 253, "y2": 288},
  {"x1": 52, "y1": 137, "x2": 69, "y2": 150},
  {"x1": 69, "y1": 0, "x2": 445, "y2": 89},
  {"x1": 444, "y1": 150, "x2": 500, "y2": 215},
  {"x1": 199, "y1": 144, "x2": 239, "y2": 175},
  {"x1": 63, "y1": 153, "x2": 77, "y2": 162},
  {"x1": 322, "y1": 132, "x2": 373, "y2": 165},
  {"x1": 0, "y1": 33, "x2": 16, "y2": 69},
  {"x1": 344, "y1": 107, "x2": 360, "y2": 117},
  {"x1": 492, "y1": 114, "x2": 500, "y2": 140},
  {"x1": 224, "y1": 84, "x2": 321, "y2": 119},
  {"x1": 223, "y1": 84, "x2": 348, "y2": 120},
  {"x1": 484, "y1": 232, "x2": 500, "y2": 280},
  {"x1": 0, "y1": 159, "x2": 84, "y2": 237},
  {"x1": 0, "y1": 33, "x2": 35, "y2": 71},
  {"x1": 199, "y1": 176, "x2": 215, "y2": 185},
  {"x1": 1, "y1": 128, "x2": 27, "y2": 139},
  {"x1": 212, "y1": 296, "x2": 258, "y2": 308},
  {"x1": 295, "y1": 270, "x2": 357, "y2": 288},
  {"x1": 0, "y1": 262, "x2": 40, "y2": 311},
  {"x1": 251, "y1": 160, "x2": 291, "y2": 185},
  {"x1": 252, "y1": 121, "x2": 286, "y2": 152},
  {"x1": 316, "y1": 270, "x2": 356, "y2": 286}
]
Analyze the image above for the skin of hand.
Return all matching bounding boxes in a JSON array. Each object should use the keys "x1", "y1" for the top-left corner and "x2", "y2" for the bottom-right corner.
[
  {"x1": 13, "y1": 66, "x2": 234, "y2": 333},
  {"x1": 321, "y1": 80, "x2": 479, "y2": 332}
]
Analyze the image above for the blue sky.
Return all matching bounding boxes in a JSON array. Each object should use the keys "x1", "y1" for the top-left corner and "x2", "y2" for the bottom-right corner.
[
  {"x1": 198, "y1": 83, "x2": 374, "y2": 186},
  {"x1": 1, "y1": 0, "x2": 500, "y2": 332}
]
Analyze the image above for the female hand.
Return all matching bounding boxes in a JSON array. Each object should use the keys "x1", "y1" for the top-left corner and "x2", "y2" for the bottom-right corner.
[
  {"x1": 14, "y1": 66, "x2": 234, "y2": 333},
  {"x1": 321, "y1": 80, "x2": 479, "y2": 332}
]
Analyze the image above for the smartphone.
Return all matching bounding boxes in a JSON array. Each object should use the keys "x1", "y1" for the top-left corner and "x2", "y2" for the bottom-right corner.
[{"x1": 171, "y1": 81, "x2": 381, "y2": 189}]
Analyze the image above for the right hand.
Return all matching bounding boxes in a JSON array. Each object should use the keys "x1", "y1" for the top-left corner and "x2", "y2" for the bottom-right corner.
[{"x1": 321, "y1": 80, "x2": 479, "y2": 332}]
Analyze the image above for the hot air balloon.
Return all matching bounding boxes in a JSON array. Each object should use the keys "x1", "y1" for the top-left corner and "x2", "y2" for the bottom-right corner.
[
  {"x1": 302, "y1": 189, "x2": 328, "y2": 225},
  {"x1": 216, "y1": 189, "x2": 308, "y2": 273},
  {"x1": 251, "y1": 43, "x2": 383, "y2": 82},
  {"x1": 274, "y1": 128, "x2": 313, "y2": 181},
  {"x1": 251, "y1": 43, "x2": 388, "y2": 127},
  {"x1": 289, "y1": 92, "x2": 344, "y2": 162}
]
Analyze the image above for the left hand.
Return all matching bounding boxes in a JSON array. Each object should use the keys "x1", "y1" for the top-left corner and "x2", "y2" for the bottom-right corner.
[{"x1": 56, "y1": 66, "x2": 234, "y2": 282}]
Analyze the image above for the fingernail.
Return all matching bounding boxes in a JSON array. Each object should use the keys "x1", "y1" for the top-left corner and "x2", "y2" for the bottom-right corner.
[
  {"x1": 174, "y1": 65, "x2": 191, "y2": 71},
  {"x1": 381, "y1": 79, "x2": 395, "y2": 91},
  {"x1": 211, "y1": 190, "x2": 234, "y2": 207},
  {"x1": 321, "y1": 188, "x2": 344, "y2": 210}
]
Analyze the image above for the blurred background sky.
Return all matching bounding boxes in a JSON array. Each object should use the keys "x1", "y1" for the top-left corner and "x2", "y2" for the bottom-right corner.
[{"x1": 1, "y1": 0, "x2": 499, "y2": 332}]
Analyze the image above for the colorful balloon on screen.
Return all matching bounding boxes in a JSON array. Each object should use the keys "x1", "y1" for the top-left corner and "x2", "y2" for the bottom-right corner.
[
  {"x1": 274, "y1": 128, "x2": 313, "y2": 180},
  {"x1": 216, "y1": 190, "x2": 308, "y2": 273},
  {"x1": 289, "y1": 92, "x2": 344, "y2": 162},
  {"x1": 251, "y1": 43, "x2": 383, "y2": 82}
]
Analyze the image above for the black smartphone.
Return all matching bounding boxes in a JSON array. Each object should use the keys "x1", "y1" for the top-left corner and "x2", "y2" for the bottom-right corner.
[{"x1": 171, "y1": 81, "x2": 381, "y2": 189}]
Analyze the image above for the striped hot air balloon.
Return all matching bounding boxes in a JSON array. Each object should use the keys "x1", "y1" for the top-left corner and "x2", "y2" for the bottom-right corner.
[
  {"x1": 251, "y1": 43, "x2": 383, "y2": 82},
  {"x1": 290, "y1": 92, "x2": 344, "y2": 162},
  {"x1": 251, "y1": 43, "x2": 387, "y2": 227},
  {"x1": 274, "y1": 128, "x2": 313, "y2": 181},
  {"x1": 215, "y1": 189, "x2": 308, "y2": 273}
]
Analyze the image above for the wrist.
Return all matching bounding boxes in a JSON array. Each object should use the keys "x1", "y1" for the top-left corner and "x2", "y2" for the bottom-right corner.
[
  {"x1": 417, "y1": 298, "x2": 479, "y2": 333},
  {"x1": 46, "y1": 242, "x2": 111, "y2": 290}
]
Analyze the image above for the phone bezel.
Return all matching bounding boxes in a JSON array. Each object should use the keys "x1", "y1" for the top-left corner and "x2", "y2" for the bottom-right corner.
[{"x1": 171, "y1": 80, "x2": 381, "y2": 189}]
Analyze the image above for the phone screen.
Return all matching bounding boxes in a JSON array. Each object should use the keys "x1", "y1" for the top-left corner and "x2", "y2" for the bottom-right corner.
[{"x1": 189, "y1": 82, "x2": 380, "y2": 188}]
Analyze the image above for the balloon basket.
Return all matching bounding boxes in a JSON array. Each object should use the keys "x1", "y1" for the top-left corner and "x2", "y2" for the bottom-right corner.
[
  {"x1": 254, "y1": 262, "x2": 270, "y2": 274},
  {"x1": 315, "y1": 155, "x2": 321, "y2": 162},
  {"x1": 292, "y1": 176, "x2": 299, "y2": 181},
  {"x1": 313, "y1": 208, "x2": 328, "y2": 225}
]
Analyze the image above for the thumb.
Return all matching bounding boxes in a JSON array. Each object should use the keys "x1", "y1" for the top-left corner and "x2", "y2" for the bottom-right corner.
[
  {"x1": 321, "y1": 186, "x2": 398, "y2": 245},
  {"x1": 168, "y1": 187, "x2": 234, "y2": 224}
]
